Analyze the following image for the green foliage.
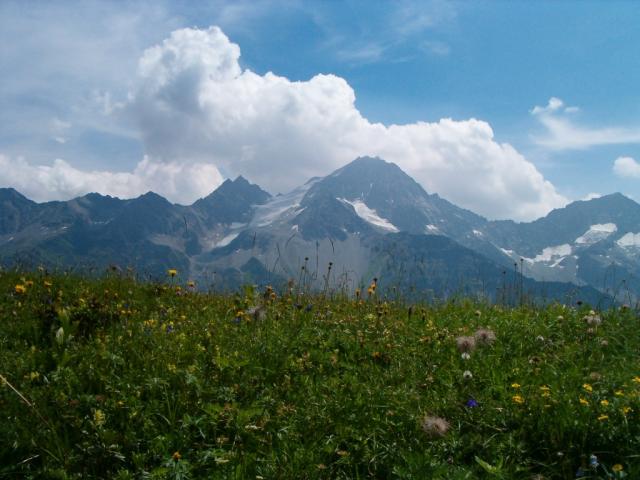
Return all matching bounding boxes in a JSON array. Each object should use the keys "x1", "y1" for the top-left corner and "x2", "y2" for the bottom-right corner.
[{"x1": 1, "y1": 269, "x2": 639, "y2": 479}]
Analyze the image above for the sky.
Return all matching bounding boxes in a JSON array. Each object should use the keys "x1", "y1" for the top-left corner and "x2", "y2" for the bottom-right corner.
[{"x1": 1, "y1": 0, "x2": 640, "y2": 221}]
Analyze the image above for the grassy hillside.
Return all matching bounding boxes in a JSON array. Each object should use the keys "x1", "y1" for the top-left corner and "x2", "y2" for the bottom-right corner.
[{"x1": 0, "y1": 269, "x2": 638, "y2": 479}]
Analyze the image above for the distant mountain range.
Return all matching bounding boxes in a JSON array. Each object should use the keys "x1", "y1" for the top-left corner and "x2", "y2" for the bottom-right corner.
[{"x1": 2, "y1": 156, "x2": 639, "y2": 305}]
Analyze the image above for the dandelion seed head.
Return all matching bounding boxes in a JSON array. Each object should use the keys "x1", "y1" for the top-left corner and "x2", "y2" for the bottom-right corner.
[
  {"x1": 473, "y1": 328, "x2": 496, "y2": 346},
  {"x1": 421, "y1": 415, "x2": 450, "y2": 438},
  {"x1": 456, "y1": 336, "x2": 476, "y2": 353}
]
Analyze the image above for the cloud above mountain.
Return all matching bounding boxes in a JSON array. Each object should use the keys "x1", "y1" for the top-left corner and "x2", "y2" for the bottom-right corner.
[
  {"x1": 0, "y1": 155, "x2": 222, "y2": 204},
  {"x1": 125, "y1": 25, "x2": 566, "y2": 220},
  {"x1": 613, "y1": 156, "x2": 640, "y2": 179},
  {"x1": 532, "y1": 97, "x2": 640, "y2": 150},
  {"x1": 0, "y1": 24, "x2": 566, "y2": 220}
]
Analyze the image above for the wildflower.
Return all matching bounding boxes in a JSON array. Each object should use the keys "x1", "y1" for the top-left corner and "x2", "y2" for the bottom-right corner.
[
  {"x1": 355, "y1": 288, "x2": 361, "y2": 298},
  {"x1": 579, "y1": 397, "x2": 589, "y2": 406},
  {"x1": 621, "y1": 406, "x2": 632, "y2": 415},
  {"x1": 589, "y1": 372, "x2": 602, "y2": 381},
  {"x1": 600, "y1": 339, "x2": 608, "y2": 347},
  {"x1": 612, "y1": 464, "x2": 623, "y2": 473},
  {"x1": 44, "y1": 280, "x2": 52, "y2": 288},
  {"x1": 600, "y1": 399, "x2": 609, "y2": 407},
  {"x1": 93, "y1": 409, "x2": 106, "y2": 427},
  {"x1": 167, "y1": 364, "x2": 177, "y2": 373},
  {"x1": 29, "y1": 371, "x2": 40, "y2": 381},
  {"x1": 461, "y1": 352, "x2": 471, "y2": 360},
  {"x1": 14, "y1": 284, "x2": 26, "y2": 294},
  {"x1": 55, "y1": 327, "x2": 65, "y2": 345},
  {"x1": 187, "y1": 280, "x2": 195, "y2": 288},
  {"x1": 584, "y1": 313, "x2": 602, "y2": 326},
  {"x1": 336, "y1": 450, "x2": 349, "y2": 457},
  {"x1": 473, "y1": 328, "x2": 496, "y2": 345},
  {"x1": 167, "y1": 269, "x2": 177, "y2": 277},
  {"x1": 583, "y1": 383, "x2": 593, "y2": 393},
  {"x1": 536, "y1": 335, "x2": 545, "y2": 342},
  {"x1": 247, "y1": 306, "x2": 266, "y2": 321},
  {"x1": 511, "y1": 383, "x2": 521, "y2": 389},
  {"x1": 590, "y1": 454, "x2": 599, "y2": 468},
  {"x1": 456, "y1": 336, "x2": 476, "y2": 353},
  {"x1": 597, "y1": 414, "x2": 608, "y2": 421},
  {"x1": 512, "y1": 394, "x2": 525, "y2": 404},
  {"x1": 614, "y1": 390, "x2": 624, "y2": 397},
  {"x1": 465, "y1": 398, "x2": 479, "y2": 408},
  {"x1": 632, "y1": 376, "x2": 640, "y2": 384},
  {"x1": 421, "y1": 415, "x2": 450, "y2": 438},
  {"x1": 463, "y1": 370, "x2": 473, "y2": 380},
  {"x1": 172, "y1": 451, "x2": 182, "y2": 461}
]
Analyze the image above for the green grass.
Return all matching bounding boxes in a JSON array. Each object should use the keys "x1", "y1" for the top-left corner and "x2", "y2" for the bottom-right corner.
[{"x1": 1, "y1": 269, "x2": 638, "y2": 479}]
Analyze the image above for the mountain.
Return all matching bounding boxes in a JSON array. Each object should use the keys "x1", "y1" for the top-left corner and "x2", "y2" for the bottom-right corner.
[{"x1": 0, "y1": 157, "x2": 636, "y2": 304}]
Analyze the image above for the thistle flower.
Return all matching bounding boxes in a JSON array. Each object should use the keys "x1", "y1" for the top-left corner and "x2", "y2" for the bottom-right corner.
[
  {"x1": 421, "y1": 414, "x2": 450, "y2": 438},
  {"x1": 473, "y1": 328, "x2": 496, "y2": 346},
  {"x1": 584, "y1": 313, "x2": 602, "y2": 326},
  {"x1": 456, "y1": 336, "x2": 476, "y2": 353}
]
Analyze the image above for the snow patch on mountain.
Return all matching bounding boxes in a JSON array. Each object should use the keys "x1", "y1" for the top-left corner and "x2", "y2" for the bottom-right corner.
[
  {"x1": 216, "y1": 232, "x2": 239, "y2": 248},
  {"x1": 501, "y1": 244, "x2": 572, "y2": 266},
  {"x1": 339, "y1": 198, "x2": 399, "y2": 232},
  {"x1": 531, "y1": 244, "x2": 572, "y2": 263},
  {"x1": 426, "y1": 224, "x2": 440, "y2": 233},
  {"x1": 251, "y1": 181, "x2": 315, "y2": 227},
  {"x1": 617, "y1": 232, "x2": 640, "y2": 248},
  {"x1": 575, "y1": 223, "x2": 617, "y2": 244}
]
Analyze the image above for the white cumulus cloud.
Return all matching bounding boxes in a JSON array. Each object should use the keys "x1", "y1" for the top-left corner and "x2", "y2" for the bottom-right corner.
[
  {"x1": 122, "y1": 25, "x2": 565, "y2": 220},
  {"x1": 613, "y1": 156, "x2": 640, "y2": 179},
  {"x1": 0, "y1": 154, "x2": 223, "y2": 204}
]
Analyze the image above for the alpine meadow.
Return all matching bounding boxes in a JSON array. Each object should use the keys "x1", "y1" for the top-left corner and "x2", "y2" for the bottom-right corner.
[{"x1": 2, "y1": 2, "x2": 640, "y2": 479}]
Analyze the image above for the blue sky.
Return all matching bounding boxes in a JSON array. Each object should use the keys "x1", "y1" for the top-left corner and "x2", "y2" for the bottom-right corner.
[{"x1": 1, "y1": 0, "x2": 639, "y2": 220}]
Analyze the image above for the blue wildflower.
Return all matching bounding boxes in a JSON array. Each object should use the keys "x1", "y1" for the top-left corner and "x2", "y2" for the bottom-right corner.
[{"x1": 465, "y1": 398, "x2": 479, "y2": 408}]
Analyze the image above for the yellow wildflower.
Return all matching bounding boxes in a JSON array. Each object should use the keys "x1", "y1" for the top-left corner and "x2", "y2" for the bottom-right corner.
[
  {"x1": 583, "y1": 383, "x2": 593, "y2": 393},
  {"x1": 597, "y1": 414, "x2": 608, "y2": 421},
  {"x1": 621, "y1": 406, "x2": 632, "y2": 415},
  {"x1": 187, "y1": 280, "x2": 195, "y2": 288},
  {"x1": 512, "y1": 394, "x2": 525, "y2": 404},
  {"x1": 93, "y1": 409, "x2": 106, "y2": 427},
  {"x1": 632, "y1": 376, "x2": 640, "y2": 384},
  {"x1": 612, "y1": 464, "x2": 623, "y2": 473},
  {"x1": 600, "y1": 399, "x2": 609, "y2": 407},
  {"x1": 614, "y1": 390, "x2": 624, "y2": 397},
  {"x1": 172, "y1": 451, "x2": 182, "y2": 461},
  {"x1": 167, "y1": 269, "x2": 178, "y2": 277},
  {"x1": 579, "y1": 397, "x2": 589, "y2": 406},
  {"x1": 511, "y1": 383, "x2": 521, "y2": 389},
  {"x1": 14, "y1": 284, "x2": 27, "y2": 294},
  {"x1": 167, "y1": 364, "x2": 177, "y2": 373}
]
